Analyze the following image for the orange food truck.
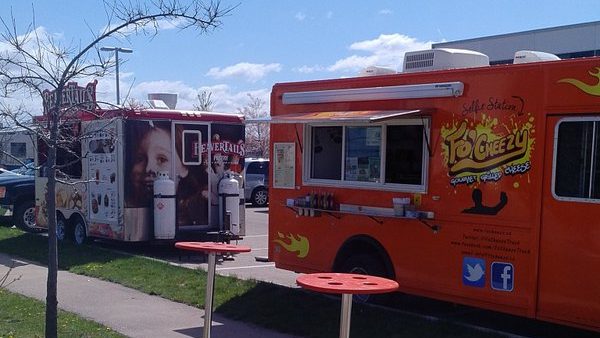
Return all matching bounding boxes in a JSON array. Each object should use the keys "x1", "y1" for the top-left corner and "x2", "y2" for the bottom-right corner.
[
  {"x1": 268, "y1": 49, "x2": 599, "y2": 331},
  {"x1": 35, "y1": 83, "x2": 246, "y2": 244}
]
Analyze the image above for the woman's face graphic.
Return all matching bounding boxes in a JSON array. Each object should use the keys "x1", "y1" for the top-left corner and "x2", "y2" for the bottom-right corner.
[{"x1": 132, "y1": 128, "x2": 187, "y2": 195}]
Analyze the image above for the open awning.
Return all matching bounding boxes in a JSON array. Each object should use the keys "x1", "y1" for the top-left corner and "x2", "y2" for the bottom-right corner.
[{"x1": 265, "y1": 109, "x2": 423, "y2": 124}]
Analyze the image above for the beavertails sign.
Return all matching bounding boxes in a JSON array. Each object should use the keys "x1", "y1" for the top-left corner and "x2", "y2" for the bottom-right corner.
[{"x1": 42, "y1": 80, "x2": 97, "y2": 115}]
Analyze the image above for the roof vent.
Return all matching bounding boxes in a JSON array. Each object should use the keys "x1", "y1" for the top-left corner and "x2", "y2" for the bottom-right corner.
[
  {"x1": 513, "y1": 50, "x2": 560, "y2": 64},
  {"x1": 403, "y1": 48, "x2": 489, "y2": 73},
  {"x1": 146, "y1": 100, "x2": 170, "y2": 109},
  {"x1": 358, "y1": 66, "x2": 397, "y2": 76},
  {"x1": 147, "y1": 93, "x2": 177, "y2": 109}
]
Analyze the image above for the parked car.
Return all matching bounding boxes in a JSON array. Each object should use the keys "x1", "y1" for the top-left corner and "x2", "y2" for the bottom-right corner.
[
  {"x1": 244, "y1": 158, "x2": 269, "y2": 207},
  {"x1": 0, "y1": 171, "x2": 37, "y2": 232},
  {"x1": 0, "y1": 162, "x2": 35, "y2": 177}
]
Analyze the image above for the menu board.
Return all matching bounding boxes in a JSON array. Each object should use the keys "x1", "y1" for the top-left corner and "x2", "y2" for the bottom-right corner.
[
  {"x1": 86, "y1": 124, "x2": 118, "y2": 223},
  {"x1": 273, "y1": 142, "x2": 295, "y2": 189}
]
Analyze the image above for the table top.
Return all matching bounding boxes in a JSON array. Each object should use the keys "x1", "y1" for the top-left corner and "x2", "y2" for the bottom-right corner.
[
  {"x1": 175, "y1": 241, "x2": 252, "y2": 254},
  {"x1": 296, "y1": 272, "x2": 399, "y2": 295}
]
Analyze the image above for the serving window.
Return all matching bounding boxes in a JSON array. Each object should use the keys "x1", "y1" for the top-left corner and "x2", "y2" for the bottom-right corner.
[
  {"x1": 305, "y1": 118, "x2": 429, "y2": 192},
  {"x1": 553, "y1": 118, "x2": 600, "y2": 201}
]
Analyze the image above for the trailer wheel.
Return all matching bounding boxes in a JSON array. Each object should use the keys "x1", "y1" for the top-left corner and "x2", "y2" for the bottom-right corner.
[
  {"x1": 56, "y1": 216, "x2": 68, "y2": 242},
  {"x1": 73, "y1": 218, "x2": 88, "y2": 245},
  {"x1": 15, "y1": 200, "x2": 40, "y2": 233},
  {"x1": 251, "y1": 187, "x2": 268, "y2": 207},
  {"x1": 340, "y1": 254, "x2": 389, "y2": 303}
]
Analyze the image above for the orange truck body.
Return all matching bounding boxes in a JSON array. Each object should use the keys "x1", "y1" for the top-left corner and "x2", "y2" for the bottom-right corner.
[{"x1": 268, "y1": 57, "x2": 600, "y2": 331}]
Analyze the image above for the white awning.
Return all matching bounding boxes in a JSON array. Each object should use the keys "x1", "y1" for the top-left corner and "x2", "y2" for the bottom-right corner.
[
  {"x1": 282, "y1": 82, "x2": 464, "y2": 105},
  {"x1": 267, "y1": 109, "x2": 423, "y2": 124}
]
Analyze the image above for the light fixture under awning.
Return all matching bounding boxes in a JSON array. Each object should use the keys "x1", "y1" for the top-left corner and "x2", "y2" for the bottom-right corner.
[{"x1": 268, "y1": 109, "x2": 423, "y2": 124}]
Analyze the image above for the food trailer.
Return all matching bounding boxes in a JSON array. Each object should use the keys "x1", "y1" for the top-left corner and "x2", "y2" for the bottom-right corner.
[
  {"x1": 268, "y1": 49, "x2": 599, "y2": 331},
  {"x1": 35, "y1": 83, "x2": 246, "y2": 244}
]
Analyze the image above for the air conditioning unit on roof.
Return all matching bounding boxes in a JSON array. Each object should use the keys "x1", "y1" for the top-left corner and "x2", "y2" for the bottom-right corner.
[
  {"x1": 358, "y1": 66, "x2": 397, "y2": 76},
  {"x1": 513, "y1": 50, "x2": 560, "y2": 64},
  {"x1": 403, "y1": 48, "x2": 489, "y2": 73}
]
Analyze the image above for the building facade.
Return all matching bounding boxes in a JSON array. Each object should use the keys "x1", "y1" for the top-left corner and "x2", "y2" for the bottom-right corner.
[{"x1": 433, "y1": 21, "x2": 600, "y2": 64}]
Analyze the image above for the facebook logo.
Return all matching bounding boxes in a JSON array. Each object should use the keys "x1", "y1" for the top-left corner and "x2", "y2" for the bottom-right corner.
[{"x1": 491, "y1": 262, "x2": 514, "y2": 291}]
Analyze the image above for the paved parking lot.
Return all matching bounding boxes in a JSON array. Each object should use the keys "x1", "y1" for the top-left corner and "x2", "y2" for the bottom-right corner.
[{"x1": 170, "y1": 206, "x2": 299, "y2": 287}]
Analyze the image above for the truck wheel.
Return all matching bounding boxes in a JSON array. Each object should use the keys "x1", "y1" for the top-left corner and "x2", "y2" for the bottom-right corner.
[
  {"x1": 340, "y1": 254, "x2": 389, "y2": 303},
  {"x1": 15, "y1": 201, "x2": 40, "y2": 233},
  {"x1": 56, "y1": 216, "x2": 68, "y2": 241},
  {"x1": 251, "y1": 187, "x2": 268, "y2": 207},
  {"x1": 73, "y1": 218, "x2": 88, "y2": 245}
]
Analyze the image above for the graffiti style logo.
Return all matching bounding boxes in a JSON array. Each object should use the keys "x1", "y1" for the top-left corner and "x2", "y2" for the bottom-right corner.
[
  {"x1": 441, "y1": 115, "x2": 534, "y2": 186},
  {"x1": 558, "y1": 67, "x2": 600, "y2": 96},
  {"x1": 273, "y1": 232, "x2": 310, "y2": 258},
  {"x1": 444, "y1": 121, "x2": 529, "y2": 175}
]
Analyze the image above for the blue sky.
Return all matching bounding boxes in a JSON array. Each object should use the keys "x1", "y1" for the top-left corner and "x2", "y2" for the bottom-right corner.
[{"x1": 1, "y1": 1, "x2": 600, "y2": 114}]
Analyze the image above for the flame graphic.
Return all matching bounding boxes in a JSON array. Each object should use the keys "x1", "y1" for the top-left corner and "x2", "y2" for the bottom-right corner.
[
  {"x1": 273, "y1": 232, "x2": 310, "y2": 258},
  {"x1": 558, "y1": 67, "x2": 600, "y2": 96}
]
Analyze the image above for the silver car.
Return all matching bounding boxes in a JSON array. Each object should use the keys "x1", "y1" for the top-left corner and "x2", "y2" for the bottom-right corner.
[{"x1": 244, "y1": 158, "x2": 269, "y2": 207}]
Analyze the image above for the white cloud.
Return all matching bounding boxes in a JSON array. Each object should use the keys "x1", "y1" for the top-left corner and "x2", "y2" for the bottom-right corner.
[
  {"x1": 328, "y1": 33, "x2": 434, "y2": 73},
  {"x1": 293, "y1": 65, "x2": 325, "y2": 74},
  {"x1": 379, "y1": 9, "x2": 393, "y2": 15},
  {"x1": 295, "y1": 12, "x2": 306, "y2": 21},
  {"x1": 206, "y1": 62, "x2": 282, "y2": 82},
  {"x1": 326, "y1": 11, "x2": 333, "y2": 19}
]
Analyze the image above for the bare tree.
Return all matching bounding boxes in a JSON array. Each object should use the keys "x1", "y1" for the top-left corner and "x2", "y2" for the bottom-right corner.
[
  {"x1": 194, "y1": 89, "x2": 215, "y2": 111},
  {"x1": 238, "y1": 93, "x2": 269, "y2": 158},
  {"x1": 0, "y1": 1, "x2": 233, "y2": 337}
]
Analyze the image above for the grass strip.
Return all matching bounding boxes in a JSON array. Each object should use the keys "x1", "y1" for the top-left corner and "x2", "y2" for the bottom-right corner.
[
  {"x1": 0, "y1": 288, "x2": 125, "y2": 337},
  {"x1": 0, "y1": 227, "x2": 501, "y2": 338}
]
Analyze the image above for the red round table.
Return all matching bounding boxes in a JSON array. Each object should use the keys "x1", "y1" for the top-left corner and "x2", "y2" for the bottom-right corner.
[
  {"x1": 175, "y1": 242, "x2": 251, "y2": 338},
  {"x1": 297, "y1": 272, "x2": 399, "y2": 338}
]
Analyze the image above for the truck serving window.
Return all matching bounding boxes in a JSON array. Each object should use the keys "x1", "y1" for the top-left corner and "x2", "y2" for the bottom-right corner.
[
  {"x1": 554, "y1": 119, "x2": 600, "y2": 200},
  {"x1": 306, "y1": 119, "x2": 428, "y2": 191},
  {"x1": 310, "y1": 126, "x2": 342, "y2": 180}
]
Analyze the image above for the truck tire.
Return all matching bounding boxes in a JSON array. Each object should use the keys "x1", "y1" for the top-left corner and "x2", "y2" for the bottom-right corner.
[
  {"x1": 56, "y1": 216, "x2": 68, "y2": 241},
  {"x1": 340, "y1": 254, "x2": 390, "y2": 303},
  {"x1": 73, "y1": 218, "x2": 89, "y2": 245},
  {"x1": 15, "y1": 200, "x2": 40, "y2": 233},
  {"x1": 251, "y1": 187, "x2": 268, "y2": 207}
]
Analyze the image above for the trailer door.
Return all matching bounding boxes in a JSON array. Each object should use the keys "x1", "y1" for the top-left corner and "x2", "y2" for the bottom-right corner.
[
  {"x1": 539, "y1": 116, "x2": 600, "y2": 329},
  {"x1": 173, "y1": 123, "x2": 210, "y2": 229}
]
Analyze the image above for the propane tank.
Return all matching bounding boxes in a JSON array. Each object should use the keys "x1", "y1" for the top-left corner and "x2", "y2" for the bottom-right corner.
[
  {"x1": 153, "y1": 172, "x2": 176, "y2": 239},
  {"x1": 218, "y1": 173, "x2": 240, "y2": 235}
]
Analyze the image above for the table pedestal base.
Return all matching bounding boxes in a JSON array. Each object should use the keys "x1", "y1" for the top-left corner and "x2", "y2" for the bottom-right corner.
[
  {"x1": 340, "y1": 294, "x2": 352, "y2": 338},
  {"x1": 203, "y1": 252, "x2": 216, "y2": 338}
]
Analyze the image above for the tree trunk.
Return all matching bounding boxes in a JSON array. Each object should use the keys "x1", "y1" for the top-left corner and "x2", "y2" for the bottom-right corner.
[{"x1": 44, "y1": 98, "x2": 60, "y2": 338}]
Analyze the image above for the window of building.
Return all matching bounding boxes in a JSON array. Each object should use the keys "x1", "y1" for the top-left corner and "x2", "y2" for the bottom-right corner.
[
  {"x1": 554, "y1": 119, "x2": 600, "y2": 200},
  {"x1": 306, "y1": 119, "x2": 429, "y2": 191},
  {"x1": 10, "y1": 142, "x2": 27, "y2": 158}
]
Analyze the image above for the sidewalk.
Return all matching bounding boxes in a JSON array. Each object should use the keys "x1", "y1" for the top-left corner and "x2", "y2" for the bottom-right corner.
[{"x1": 0, "y1": 253, "x2": 300, "y2": 338}]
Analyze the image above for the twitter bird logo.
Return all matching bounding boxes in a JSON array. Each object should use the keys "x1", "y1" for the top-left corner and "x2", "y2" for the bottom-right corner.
[{"x1": 463, "y1": 257, "x2": 485, "y2": 287}]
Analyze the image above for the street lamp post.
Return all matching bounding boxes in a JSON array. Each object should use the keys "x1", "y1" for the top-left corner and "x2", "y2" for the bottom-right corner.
[{"x1": 100, "y1": 46, "x2": 133, "y2": 105}]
